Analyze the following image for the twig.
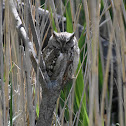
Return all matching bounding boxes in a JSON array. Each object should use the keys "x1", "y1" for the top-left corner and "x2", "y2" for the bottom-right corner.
[
  {"x1": 27, "y1": 0, "x2": 40, "y2": 55},
  {"x1": 107, "y1": 55, "x2": 113, "y2": 126},
  {"x1": 112, "y1": 1, "x2": 125, "y2": 126},
  {"x1": 5, "y1": 0, "x2": 10, "y2": 125},
  {"x1": 0, "y1": 0, "x2": 5, "y2": 125}
]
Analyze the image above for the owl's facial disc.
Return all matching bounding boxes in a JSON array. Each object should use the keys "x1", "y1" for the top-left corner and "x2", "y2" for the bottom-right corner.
[
  {"x1": 53, "y1": 31, "x2": 74, "y2": 42},
  {"x1": 52, "y1": 31, "x2": 75, "y2": 52}
]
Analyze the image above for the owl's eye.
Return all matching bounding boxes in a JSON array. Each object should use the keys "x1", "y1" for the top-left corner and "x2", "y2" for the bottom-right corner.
[
  {"x1": 66, "y1": 40, "x2": 74, "y2": 48},
  {"x1": 66, "y1": 38, "x2": 73, "y2": 44},
  {"x1": 52, "y1": 45, "x2": 56, "y2": 48},
  {"x1": 56, "y1": 39, "x2": 60, "y2": 44},
  {"x1": 52, "y1": 39, "x2": 61, "y2": 49},
  {"x1": 56, "y1": 39, "x2": 62, "y2": 47}
]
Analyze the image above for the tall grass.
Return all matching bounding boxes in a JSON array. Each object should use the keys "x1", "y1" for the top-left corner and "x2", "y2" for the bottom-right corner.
[{"x1": 0, "y1": 0, "x2": 126, "y2": 126}]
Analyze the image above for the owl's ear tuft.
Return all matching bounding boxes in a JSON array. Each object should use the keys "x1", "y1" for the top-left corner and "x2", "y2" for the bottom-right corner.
[
  {"x1": 53, "y1": 31, "x2": 58, "y2": 39},
  {"x1": 69, "y1": 32, "x2": 75, "y2": 40}
]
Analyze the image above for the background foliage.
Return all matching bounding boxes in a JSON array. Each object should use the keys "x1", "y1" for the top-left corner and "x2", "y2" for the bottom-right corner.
[{"x1": 0, "y1": 0, "x2": 126, "y2": 126}]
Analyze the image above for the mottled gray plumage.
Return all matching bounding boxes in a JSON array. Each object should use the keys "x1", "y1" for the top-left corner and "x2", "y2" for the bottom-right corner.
[{"x1": 42, "y1": 31, "x2": 80, "y2": 85}]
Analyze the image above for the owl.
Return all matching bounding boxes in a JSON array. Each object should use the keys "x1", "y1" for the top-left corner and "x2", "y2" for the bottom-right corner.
[{"x1": 42, "y1": 31, "x2": 80, "y2": 85}]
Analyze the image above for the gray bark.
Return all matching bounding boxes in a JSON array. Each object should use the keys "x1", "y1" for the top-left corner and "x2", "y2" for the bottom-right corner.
[{"x1": 37, "y1": 90, "x2": 60, "y2": 126}]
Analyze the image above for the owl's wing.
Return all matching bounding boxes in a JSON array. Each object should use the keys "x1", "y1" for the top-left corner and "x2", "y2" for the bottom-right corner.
[
  {"x1": 51, "y1": 52, "x2": 65, "y2": 80},
  {"x1": 43, "y1": 48, "x2": 61, "y2": 78}
]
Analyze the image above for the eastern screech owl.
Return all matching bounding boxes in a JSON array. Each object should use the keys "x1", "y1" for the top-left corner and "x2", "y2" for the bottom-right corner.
[{"x1": 42, "y1": 31, "x2": 80, "y2": 84}]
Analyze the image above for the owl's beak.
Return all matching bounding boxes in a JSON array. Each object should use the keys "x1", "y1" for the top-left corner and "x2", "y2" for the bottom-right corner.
[
  {"x1": 61, "y1": 48, "x2": 64, "y2": 53},
  {"x1": 61, "y1": 47, "x2": 67, "y2": 53}
]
